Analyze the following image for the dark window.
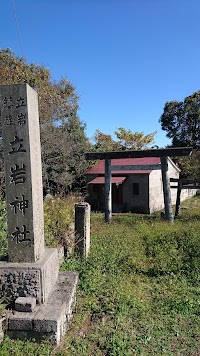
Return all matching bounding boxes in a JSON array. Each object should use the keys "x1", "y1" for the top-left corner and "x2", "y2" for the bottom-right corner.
[{"x1": 133, "y1": 183, "x2": 139, "y2": 195}]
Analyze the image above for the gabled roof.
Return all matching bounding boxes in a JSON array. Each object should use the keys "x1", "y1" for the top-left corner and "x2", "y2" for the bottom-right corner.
[{"x1": 86, "y1": 157, "x2": 161, "y2": 175}]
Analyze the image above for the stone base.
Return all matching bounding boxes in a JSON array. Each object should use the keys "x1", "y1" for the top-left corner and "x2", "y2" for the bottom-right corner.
[
  {"x1": 7, "y1": 272, "x2": 78, "y2": 345},
  {"x1": 0, "y1": 248, "x2": 59, "y2": 303}
]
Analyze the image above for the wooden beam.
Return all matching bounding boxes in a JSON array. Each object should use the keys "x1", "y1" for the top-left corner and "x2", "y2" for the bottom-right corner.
[
  {"x1": 175, "y1": 180, "x2": 182, "y2": 217},
  {"x1": 111, "y1": 164, "x2": 161, "y2": 171},
  {"x1": 85, "y1": 147, "x2": 192, "y2": 160},
  {"x1": 105, "y1": 159, "x2": 112, "y2": 223},
  {"x1": 177, "y1": 185, "x2": 199, "y2": 189},
  {"x1": 171, "y1": 185, "x2": 199, "y2": 189},
  {"x1": 170, "y1": 178, "x2": 200, "y2": 185},
  {"x1": 161, "y1": 157, "x2": 174, "y2": 223}
]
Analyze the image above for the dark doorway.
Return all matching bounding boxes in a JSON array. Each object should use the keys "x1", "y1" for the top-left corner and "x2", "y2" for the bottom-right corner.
[{"x1": 112, "y1": 184, "x2": 123, "y2": 212}]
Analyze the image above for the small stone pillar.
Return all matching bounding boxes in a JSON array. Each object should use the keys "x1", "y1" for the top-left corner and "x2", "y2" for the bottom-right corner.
[{"x1": 75, "y1": 203, "x2": 90, "y2": 258}]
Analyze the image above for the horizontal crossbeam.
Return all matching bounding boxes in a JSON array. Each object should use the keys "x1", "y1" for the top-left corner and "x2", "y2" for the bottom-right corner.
[
  {"x1": 171, "y1": 185, "x2": 199, "y2": 189},
  {"x1": 170, "y1": 178, "x2": 200, "y2": 185},
  {"x1": 111, "y1": 164, "x2": 161, "y2": 171},
  {"x1": 85, "y1": 147, "x2": 192, "y2": 160}
]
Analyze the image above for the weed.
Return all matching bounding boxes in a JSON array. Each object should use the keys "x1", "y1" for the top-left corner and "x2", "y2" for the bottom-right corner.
[
  {"x1": 44, "y1": 194, "x2": 83, "y2": 248},
  {"x1": 0, "y1": 196, "x2": 200, "y2": 355}
]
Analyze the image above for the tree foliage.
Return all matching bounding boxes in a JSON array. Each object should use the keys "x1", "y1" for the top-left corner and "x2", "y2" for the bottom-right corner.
[
  {"x1": 178, "y1": 151, "x2": 200, "y2": 180},
  {"x1": 93, "y1": 130, "x2": 121, "y2": 151},
  {"x1": 160, "y1": 91, "x2": 200, "y2": 179},
  {"x1": 115, "y1": 127, "x2": 156, "y2": 150},
  {"x1": 93, "y1": 128, "x2": 156, "y2": 151},
  {"x1": 160, "y1": 91, "x2": 200, "y2": 148},
  {"x1": 0, "y1": 49, "x2": 90, "y2": 194}
]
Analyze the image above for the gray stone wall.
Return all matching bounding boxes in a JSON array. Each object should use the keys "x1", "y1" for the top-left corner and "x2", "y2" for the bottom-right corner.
[
  {"x1": 180, "y1": 188, "x2": 197, "y2": 201},
  {"x1": 123, "y1": 174, "x2": 149, "y2": 213}
]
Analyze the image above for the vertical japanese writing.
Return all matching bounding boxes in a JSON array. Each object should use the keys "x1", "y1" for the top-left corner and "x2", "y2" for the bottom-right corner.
[
  {"x1": 9, "y1": 136, "x2": 26, "y2": 154},
  {"x1": 10, "y1": 164, "x2": 26, "y2": 185},
  {"x1": 1, "y1": 91, "x2": 30, "y2": 245},
  {"x1": 11, "y1": 225, "x2": 31, "y2": 244},
  {"x1": 16, "y1": 96, "x2": 26, "y2": 108},
  {"x1": 3, "y1": 96, "x2": 13, "y2": 109},
  {"x1": 10, "y1": 195, "x2": 29, "y2": 215},
  {"x1": 2, "y1": 96, "x2": 27, "y2": 126}
]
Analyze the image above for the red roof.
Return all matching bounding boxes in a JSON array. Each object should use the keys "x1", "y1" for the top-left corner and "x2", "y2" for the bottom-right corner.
[
  {"x1": 88, "y1": 177, "x2": 126, "y2": 185},
  {"x1": 86, "y1": 157, "x2": 161, "y2": 175}
]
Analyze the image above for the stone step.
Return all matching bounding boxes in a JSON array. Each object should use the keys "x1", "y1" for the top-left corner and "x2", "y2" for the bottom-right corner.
[{"x1": 7, "y1": 271, "x2": 78, "y2": 345}]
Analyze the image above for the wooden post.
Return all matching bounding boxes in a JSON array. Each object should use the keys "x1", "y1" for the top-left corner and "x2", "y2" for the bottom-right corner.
[
  {"x1": 161, "y1": 157, "x2": 174, "y2": 223},
  {"x1": 175, "y1": 179, "x2": 182, "y2": 217},
  {"x1": 105, "y1": 159, "x2": 112, "y2": 222}
]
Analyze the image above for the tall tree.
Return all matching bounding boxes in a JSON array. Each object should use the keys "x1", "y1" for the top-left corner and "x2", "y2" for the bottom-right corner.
[
  {"x1": 93, "y1": 130, "x2": 121, "y2": 151},
  {"x1": 0, "y1": 48, "x2": 90, "y2": 194},
  {"x1": 160, "y1": 91, "x2": 200, "y2": 148},
  {"x1": 160, "y1": 91, "x2": 200, "y2": 179},
  {"x1": 93, "y1": 128, "x2": 156, "y2": 151},
  {"x1": 115, "y1": 127, "x2": 156, "y2": 150}
]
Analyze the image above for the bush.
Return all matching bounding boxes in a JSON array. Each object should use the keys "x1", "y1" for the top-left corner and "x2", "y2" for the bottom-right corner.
[{"x1": 44, "y1": 194, "x2": 83, "y2": 248}]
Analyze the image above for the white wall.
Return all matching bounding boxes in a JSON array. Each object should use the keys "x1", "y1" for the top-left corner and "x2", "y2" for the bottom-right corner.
[
  {"x1": 149, "y1": 160, "x2": 197, "y2": 213},
  {"x1": 149, "y1": 160, "x2": 179, "y2": 213}
]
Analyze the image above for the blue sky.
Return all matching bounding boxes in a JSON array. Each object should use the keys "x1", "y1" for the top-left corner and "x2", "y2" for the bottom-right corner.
[{"x1": 1, "y1": 0, "x2": 200, "y2": 147}]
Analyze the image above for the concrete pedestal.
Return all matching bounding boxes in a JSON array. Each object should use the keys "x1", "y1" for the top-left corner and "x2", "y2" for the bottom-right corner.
[
  {"x1": 0, "y1": 248, "x2": 59, "y2": 303},
  {"x1": 7, "y1": 272, "x2": 78, "y2": 345}
]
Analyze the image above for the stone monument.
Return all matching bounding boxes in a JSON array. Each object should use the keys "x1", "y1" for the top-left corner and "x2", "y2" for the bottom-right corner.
[{"x1": 0, "y1": 84, "x2": 78, "y2": 344}]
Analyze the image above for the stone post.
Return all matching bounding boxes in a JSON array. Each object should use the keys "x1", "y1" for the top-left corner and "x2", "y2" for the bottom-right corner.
[
  {"x1": 75, "y1": 202, "x2": 90, "y2": 257},
  {"x1": 0, "y1": 84, "x2": 45, "y2": 262}
]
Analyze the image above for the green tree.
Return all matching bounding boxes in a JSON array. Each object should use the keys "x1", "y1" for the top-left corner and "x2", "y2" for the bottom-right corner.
[
  {"x1": 42, "y1": 115, "x2": 90, "y2": 193},
  {"x1": 0, "y1": 48, "x2": 90, "y2": 194},
  {"x1": 93, "y1": 128, "x2": 156, "y2": 151},
  {"x1": 160, "y1": 91, "x2": 200, "y2": 148},
  {"x1": 178, "y1": 151, "x2": 200, "y2": 180},
  {"x1": 93, "y1": 130, "x2": 121, "y2": 151},
  {"x1": 160, "y1": 91, "x2": 200, "y2": 179},
  {"x1": 115, "y1": 127, "x2": 156, "y2": 150}
]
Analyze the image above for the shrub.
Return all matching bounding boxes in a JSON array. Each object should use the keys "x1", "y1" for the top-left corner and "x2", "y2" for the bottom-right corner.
[{"x1": 44, "y1": 194, "x2": 83, "y2": 248}]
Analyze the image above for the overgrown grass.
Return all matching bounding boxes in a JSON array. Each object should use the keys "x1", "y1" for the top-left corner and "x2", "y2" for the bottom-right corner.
[{"x1": 0, "y1": 196, "x2": 200, "y2": 355}]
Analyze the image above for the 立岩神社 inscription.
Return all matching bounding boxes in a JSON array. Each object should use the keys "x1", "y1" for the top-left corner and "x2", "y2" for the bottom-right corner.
[{"x1": 0, "y1": 84, "x2": 45, "y2": 263}]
